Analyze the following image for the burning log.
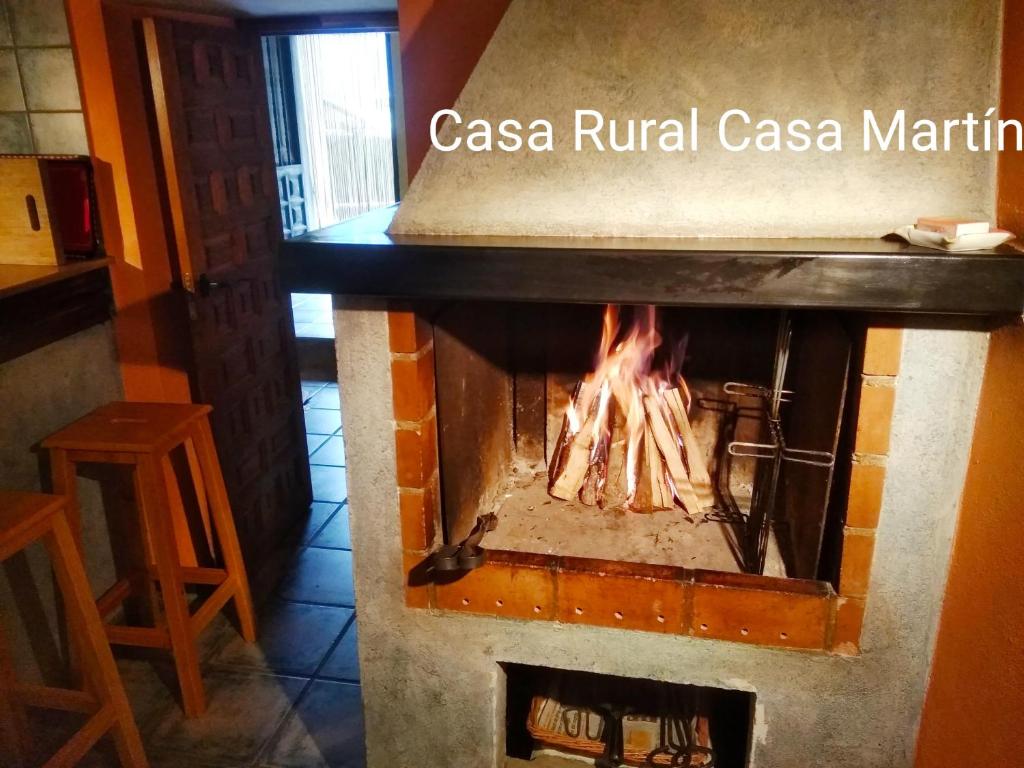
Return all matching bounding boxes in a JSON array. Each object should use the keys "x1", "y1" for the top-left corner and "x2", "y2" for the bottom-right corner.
[
  {"x1": 548, "y1": 412, "x2": 595, "y2": 500},
  {"x1": 548, "y1": 305, "x2": 713, "y2": 516},
  {"x1": 664, "y1": 386, "x2": 714, "y2": 510}
]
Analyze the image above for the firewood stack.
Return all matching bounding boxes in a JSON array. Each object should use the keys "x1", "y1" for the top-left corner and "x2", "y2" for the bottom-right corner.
[{"x1": 548, "y1": 306, "x2": 713, "y2": 515}]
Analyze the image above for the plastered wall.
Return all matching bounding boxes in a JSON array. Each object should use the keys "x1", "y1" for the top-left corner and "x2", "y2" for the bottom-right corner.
[
  {"x1": 391, "y1": 0, "x2": 1001, "y2": 238},
  {"x1": 0, "y1": 0, "x2": 124, "y2": 685},
  {"x1": 0, "y1": 324, "x2": 124, "y2": 683}
]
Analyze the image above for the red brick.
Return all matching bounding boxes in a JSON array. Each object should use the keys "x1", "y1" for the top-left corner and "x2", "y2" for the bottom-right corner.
[
  {"x1": 435, "y1": 551, "x2": 556, "y2": 620},
  {"x1": 399, "y1": 481, "x2": 438, "y2": 551},
  {"x1": 863, "y1": 327, "x2": 903, "y2": 376},
  {"x1": 839, "y1": 528, "x2": 877, "y2": 598},
  {"x1": 854, "y1": 383, "x2": 896, "y2": 455},
  {"x1": 394, "y1": 414, "x2": 437, "y2": 489},
  {"x1": 846, "y1": 462, "x2": 886, "y2": 529},
  {"x1": 831, "y1": 596, "x2": 867, "y2": 655},
  {"x1": 403, "y1": 550, "x2": 432, "y2": 609},
  {"x1": 387, "y1": 309, "x2": 432, "y2": 354},
  {"x1": 690, "y1": 573, "x2": 831, "y2": 650},
  {"x1": 555, "y1": 558, "x2": 686, "y2": 633},
  {"x1": 391, "y1": 351, "x2": 435, "y2": 422}
]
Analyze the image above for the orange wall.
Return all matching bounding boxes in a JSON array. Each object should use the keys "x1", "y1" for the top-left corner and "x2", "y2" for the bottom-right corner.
[
  {"x1": 915, "y1": 2, "x2": 1024, "y2": 763},
  {"x1": 397, "y1": 0, "x2": 511, "y2": 178},
  {"x1": 998, "y1": 0, "x2": 1024, "y2": 235}
]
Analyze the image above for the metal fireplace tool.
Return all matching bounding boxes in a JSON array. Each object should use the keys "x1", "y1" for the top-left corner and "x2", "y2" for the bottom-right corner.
[{"x1": 709, "y1": 311, "x2": 836, "y2": 575}]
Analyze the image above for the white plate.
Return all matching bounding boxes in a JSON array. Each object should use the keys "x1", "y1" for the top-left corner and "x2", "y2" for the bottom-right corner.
[{"x1": 893, "y1": 225, "x2": 1015, "y2": 252}]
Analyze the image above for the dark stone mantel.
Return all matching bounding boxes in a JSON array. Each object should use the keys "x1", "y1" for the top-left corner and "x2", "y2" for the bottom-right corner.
[{"x1": 280, "y1": 206, "x2": 1024, "y2": 316}]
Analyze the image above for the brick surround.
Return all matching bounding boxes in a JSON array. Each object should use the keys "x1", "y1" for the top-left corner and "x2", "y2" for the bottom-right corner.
[{"x1": 388, "y1": 305, "x2": 900, "y2": 655}]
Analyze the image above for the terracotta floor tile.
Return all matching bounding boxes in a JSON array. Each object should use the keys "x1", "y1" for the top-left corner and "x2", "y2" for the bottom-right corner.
[
  {"x1": 310, "y1": 504, "x2": 351, "y2": 550},
  {"x1": 143, "y1": 669, "x2": 307, "y2": 765},
  {"x1": 310, "y1": 465, "x2": 348, "y2": 503},
  {"x1": 307, "y1": 433, "x2": 329, "y2": 455},
  {"x1": 307, "y1": 386, "x2": 341, "y2": 410},
  {"x1": 301, "y1": 381, "x2": 329, "y2": 401},
  {"x1": 320, "y1": 621, "x2": 359, "y2": 682},
  {"x1": 304, "y1": 408, "x2": 342, "y2": 435},
  {"x1": 301, "y1": 502, "x2": 342, "y2": 544},
  {"x1": 278, "y1": 548, "x2": 355, "y2": 607},
  {"x1": 207, "y1": 600, "x2": 352, "y2": 677},
  {"x1": 310, "y1": 435, "x2": 346, "y2": 467},
  {"x1": 262, "y1": 681, "x2": 365, "y2": 768}
]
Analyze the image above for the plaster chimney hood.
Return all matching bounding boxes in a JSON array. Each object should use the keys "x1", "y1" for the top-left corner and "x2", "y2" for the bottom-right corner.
[
  {"x1": 279, "y1": 0, "x2": 1023, "y2": 316},
  {"x1": 280, "y1": 206, "x2": 1024, "y2": 315}
]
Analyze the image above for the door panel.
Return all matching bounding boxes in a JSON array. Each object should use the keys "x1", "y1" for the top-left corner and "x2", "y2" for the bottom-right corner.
[{"x1": 144, "y1": 17, "x2": 311, "y2": 563}]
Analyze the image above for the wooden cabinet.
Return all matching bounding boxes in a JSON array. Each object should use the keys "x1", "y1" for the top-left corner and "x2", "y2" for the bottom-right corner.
[{"x1": 0, "y1": 156, "x2": 99, "y2": 266}]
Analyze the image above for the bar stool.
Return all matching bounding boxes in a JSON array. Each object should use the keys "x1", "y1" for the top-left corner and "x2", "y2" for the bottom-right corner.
[
  {"x1": 0, "y1": 491, "x2": 148, "y2": 767},
  {"x1": 42, "y1": 402, "x2": 257, "y2": 718}
]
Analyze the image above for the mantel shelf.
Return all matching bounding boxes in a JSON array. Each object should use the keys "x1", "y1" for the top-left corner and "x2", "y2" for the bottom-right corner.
[{"x1": 280, "y1": 206, "x2": 1024, "y2": 315}]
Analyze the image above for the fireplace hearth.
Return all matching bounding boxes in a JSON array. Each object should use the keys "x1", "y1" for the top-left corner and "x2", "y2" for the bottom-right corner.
[
  {"x1": 432, "y1": 302, "x2": 851, "y2": 583},
  {"x1": 316, "y1": 290, "x2": 988, "y2": 767}
]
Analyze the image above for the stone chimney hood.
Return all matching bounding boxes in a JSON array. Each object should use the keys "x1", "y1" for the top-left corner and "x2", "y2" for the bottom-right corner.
[{"x1": 280, "y1": 0, "x2": 1024, "y2": 315}]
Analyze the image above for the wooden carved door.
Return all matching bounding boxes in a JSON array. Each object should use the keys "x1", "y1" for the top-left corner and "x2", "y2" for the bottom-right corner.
[{"x1": 143, "y1": 17, "x2": 311, "y2": 563}]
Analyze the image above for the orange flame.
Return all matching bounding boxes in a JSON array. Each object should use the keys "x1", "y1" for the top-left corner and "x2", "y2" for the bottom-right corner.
[{"x1": 562, "y1": 305, "x2": 692, "y2": 509}]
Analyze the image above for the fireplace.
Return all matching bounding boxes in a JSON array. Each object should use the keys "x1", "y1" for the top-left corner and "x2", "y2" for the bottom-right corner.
[
  {"x1": 384, "y1": 298, "x2": 900, "y2": 652},
  {"x1": 277, "y1": 1, "x2": 1016, "y2": 763},
  {"x1": 314, "y1": 289, "x2": 986, "y2": 768},
  {"x1": 433, "y1": 302, "x2": 855, "y2": 581},
  {"x1": 281, "y1": 184, "x2": 1013, "y2": 768}
]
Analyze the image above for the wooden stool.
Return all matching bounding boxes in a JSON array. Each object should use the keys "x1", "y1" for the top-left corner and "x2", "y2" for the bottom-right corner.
[
  {"x1": 0, "y1": 491, "x2": 148, "y2": 767},
  {"x1": 42, "y1": 402, "x2": 257, "y2": 718}
]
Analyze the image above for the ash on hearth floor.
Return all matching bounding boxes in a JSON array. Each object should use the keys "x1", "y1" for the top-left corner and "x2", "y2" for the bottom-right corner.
[{"x1": 30, "y1": 382, "x2": 365, "y2": 768}]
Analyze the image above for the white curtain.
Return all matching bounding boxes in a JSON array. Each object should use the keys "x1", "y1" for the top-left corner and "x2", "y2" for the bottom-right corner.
[{"x1": 292, "y1": 33, "x2": 397, "y2": 231}]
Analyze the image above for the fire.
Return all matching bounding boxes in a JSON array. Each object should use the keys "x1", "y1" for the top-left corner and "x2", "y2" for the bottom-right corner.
[{"x1": 548, "y1": 305, "x2": 712, "y2": 514}]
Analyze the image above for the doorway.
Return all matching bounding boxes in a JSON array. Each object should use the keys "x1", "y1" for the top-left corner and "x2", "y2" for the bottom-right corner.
[{"x1": 263, "y1": 29, "x2": 402, "y2": 345}]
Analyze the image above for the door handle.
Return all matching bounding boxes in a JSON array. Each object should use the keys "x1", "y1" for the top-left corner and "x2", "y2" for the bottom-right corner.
[{"x1": 197, "y1": 274, "x2": 224, "y2": 296}]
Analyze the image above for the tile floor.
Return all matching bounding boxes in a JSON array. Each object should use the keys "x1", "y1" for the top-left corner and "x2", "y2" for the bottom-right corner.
[
  {"x1": 291, "y1": 294, "x2": 335, "y2": 340},
  {"x1": 39, "y1": 381, "x2": 364, "y2": 768}
]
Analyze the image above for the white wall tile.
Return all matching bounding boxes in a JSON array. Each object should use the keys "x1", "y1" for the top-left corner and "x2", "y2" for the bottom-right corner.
[
  {"x1": 0, "y1": 48, "x2": 25, "y2": 111},
  {"x1": 19, "y1": 47, "x2": 80, "y2": 111},
  {"x1": 30, "y1": 111, "x2": 87, "y2": 154},
  {"x1": 0, "y1": 3, "x2": 13, "y2": 46},
  {"x1": 6, "y1": 0, "x2": 69, "y2": 46},
  {"x1": 0, "y1": 112, "x2": 32, "y2": 153}
]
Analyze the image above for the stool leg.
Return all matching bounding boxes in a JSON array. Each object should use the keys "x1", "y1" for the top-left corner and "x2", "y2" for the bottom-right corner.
[
  {"x1": 47, "y1": 449, "x2": 81, "y2": 546},
  {"x1": 131, "y1": 471, "x2": 165, "y2": 631},
  {"x1": 162, "y1": 454, "x2": 199, "y2": 569},
  {"x1": 191, "y1": 420, "x2": 256, "y2": 644},
  {"x1": 0, "y1": 625, "x2": 30, "y2": 767},
  {"x1": 48, "y1": 448, "x2": 85, "y2": 687},
  {"x1": 44, "y1": 512, "x2": 149, "y2": 768},
  {"x1": 137, "y1": 455, "x2": 207, "y2": 718}
]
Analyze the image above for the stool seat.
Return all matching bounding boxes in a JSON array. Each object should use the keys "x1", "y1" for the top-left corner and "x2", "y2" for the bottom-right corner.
[
  {"x1": 42, "y1": 401, "x2": 256, "y2": 719},
  {"x1": 42, "y1": 402, "x2": 212, "y2": 454},
  {"x1": 0, "y1": 492, "x2": 64, "y2": 559},
  {"x1": 0, "y1": 491, "x2": 148, "y2": 768}
]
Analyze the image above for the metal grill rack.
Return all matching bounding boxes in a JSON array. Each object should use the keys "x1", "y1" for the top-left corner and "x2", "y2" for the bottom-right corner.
[{"x1": 711, "y1": 312, "x2": 836, "y2": 575}]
